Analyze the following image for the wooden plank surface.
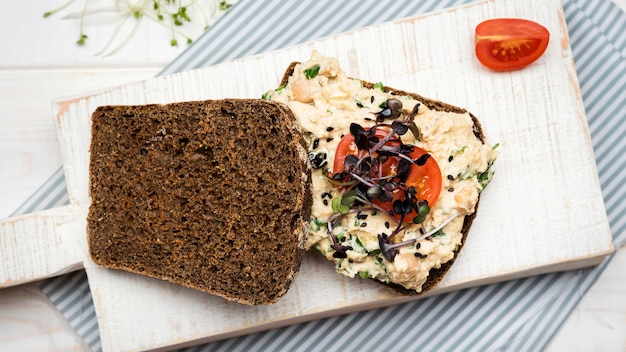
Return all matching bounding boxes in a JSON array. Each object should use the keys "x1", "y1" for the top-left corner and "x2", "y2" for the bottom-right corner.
[{"x1": 0, "y1": 0, "x2": 616, "y2": 352}]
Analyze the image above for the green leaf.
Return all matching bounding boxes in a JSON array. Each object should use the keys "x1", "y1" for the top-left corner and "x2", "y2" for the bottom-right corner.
[
  {"x1": 263, "y1": 85, "x2": 286, "y2": 99},
  {"x1": 310, "y1": 217, "x2": 327, "y2": 231},
  {"x1": 359, "y1": 271, "x2": 369, "y2": 279},
  {"x1": 76, "y1": 34, "x2": 88, "y2": 45},
  {"x1": 303, "y1": 65, "x2": 320, "y2": 79},
  {"x1": 178, "y1": 6, "x2": 190, "y2": 21},
  {"x1": 331, "y1": 197, "x2": 350, "y2": 214},
  {"x1": 373, "y1": 82, "x2": 384, "y2": 91},
  {"x1": 340, "y1": 189, "x2": 358, "y2": 206},
  {"x1": 369, "y1": 249, "x2": 381, "y2": 256},
  {"x1": 431, "y1": 229, "x2": 445, "y2": 238},
  {"x1": 477, "y1": 160, "x2": 495, "y2": 190},
  {"x1": 331, "y1": 197, "x2": 341, "y2": 213},
  {"x1": 413, "y1": 203, "x2": 430, "y2": 224},
  {"x1": 219, "y1": 0, "x2": 232, "y2": 11},
  {"x1": 353, "y1": 236, "x2": 367, "y2": 253}
]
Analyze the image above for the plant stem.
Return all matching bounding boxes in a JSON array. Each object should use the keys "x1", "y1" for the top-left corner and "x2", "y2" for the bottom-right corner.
[
  {"x1": 44, "y1": 0, "x2": 77, "y2": 17},
  {"x1": 76, "y1": 0, "x2": 90, "y2": 45}
]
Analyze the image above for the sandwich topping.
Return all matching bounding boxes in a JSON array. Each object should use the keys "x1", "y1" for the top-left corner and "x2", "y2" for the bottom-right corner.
[{"x1": 264, "y1": 51, "x2": 498, "y2": 292}]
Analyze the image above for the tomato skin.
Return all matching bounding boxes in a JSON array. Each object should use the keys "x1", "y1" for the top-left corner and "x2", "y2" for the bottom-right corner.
[
  {"x1": 372, "y1": 146, "x2": 442, "y2": 223},
  {"x1": 475, "y1": 18, "x2": 550, "y2": 71},
  {"x1": 333, "y1": 129, "x2": 442, "y2": 223},
  {"x1": 333, "y1": 128, "x2": 398, "y2": 176}
]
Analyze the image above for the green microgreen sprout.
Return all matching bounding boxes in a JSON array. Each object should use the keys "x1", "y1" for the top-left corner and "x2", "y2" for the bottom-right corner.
[
  {"x1": 43, "y1": 0, "x2": 235, "y2": 55},
  {"x1": 76, "y1": 0, "x2": 89, "y2": 45}
]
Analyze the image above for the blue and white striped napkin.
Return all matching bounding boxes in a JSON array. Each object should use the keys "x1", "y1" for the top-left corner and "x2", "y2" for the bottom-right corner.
[{"x1": 12, "y1": 0, "x2": 625, "y2": 350}]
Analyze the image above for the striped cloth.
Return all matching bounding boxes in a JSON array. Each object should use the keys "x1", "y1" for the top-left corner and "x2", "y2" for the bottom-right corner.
[{"x1": 11, "y1": 0, "x2": 625, "y2": 351}]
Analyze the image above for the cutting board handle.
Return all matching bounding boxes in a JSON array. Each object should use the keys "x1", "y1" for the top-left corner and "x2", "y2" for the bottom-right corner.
[{"x1": 0, "y1": 205, "x2": 86, "y2": 288}]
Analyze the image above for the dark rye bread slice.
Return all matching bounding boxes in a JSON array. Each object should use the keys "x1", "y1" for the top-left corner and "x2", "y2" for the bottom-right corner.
[
  {"x1": 279, "y1": 62, "x2": 486, "y2": 296},
  {"x1": 87, "y1": 99, "x2": 312, "y2": 305}
]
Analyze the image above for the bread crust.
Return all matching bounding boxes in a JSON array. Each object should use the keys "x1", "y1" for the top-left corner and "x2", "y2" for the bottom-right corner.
[
  {"x1": 279, "y1": 62, "x2": 486, "y2": 295},
  {"x1": 87, "y1": 99, "x2": 312, "y2": 305}
]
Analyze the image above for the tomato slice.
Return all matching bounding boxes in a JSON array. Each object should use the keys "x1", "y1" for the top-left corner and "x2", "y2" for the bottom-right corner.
[
  {"x1": 475, "y1": 18, "x2": 550, "y2": 71},
  {"x1": 333, "y1": 129, "x2": 442, "y2": 223}
]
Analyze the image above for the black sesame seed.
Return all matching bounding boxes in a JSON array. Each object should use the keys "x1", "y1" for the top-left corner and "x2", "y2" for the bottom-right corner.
[
  {"x1": 312, "y1": 138, "x2": 320, "y2": 150},
  {"x1": 414, "y1": 252, "x2": 428, "y2": 258},
  {"x1": 333, "y1": 251, "x2": 346, "y2": 259},
  {"x1": 448, "y1": 155, "x2": 454, "y2": 162},
  {"x1": 384, "y1": 221, "x2": 390, "y2": 229},
  {"x1": 323, "y1": 199, "x2": 329, "y2": 206},
  {"x1": 310, "y1": 152, "x2": 327, "y2": 169},
  {"x1": 326, "y1": 126, "x2": 335, "y2": 132},
  {"x1": 357, "y1": 213, "x2": 368, "y2": 220},
  {"x1": 333, "y1": 172, "x2": 347, "y2": 180},
  {"x1": 326, "y1": 137, "x2": 334, "y2": 142},
  {"x1": 321, "y1": 192, "x2": 332, "y2": 199},
  {"x1": 447, "y1": 175, "x2": 455, "y2": 180},
  {"x1": 360, "y1": 222, "x2": 368, "y2": 227},
  {"x1": 364, "y1": 117, "x2": 373, "y2": 121},
  {"x1": 448, "y1": 187, "x2": 454, "y2": 192},
  {"x1": 415, "y1": 243, "x2": 421, "y2": 249},
  {"x1": 356, "y1": 101, "x2": 364, "y2": 108},
  {"x1": 370, "y1": 95, "x2": 375, "y2": 103}
]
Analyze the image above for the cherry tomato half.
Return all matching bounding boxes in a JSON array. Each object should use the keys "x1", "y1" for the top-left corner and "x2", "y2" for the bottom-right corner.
[
  {"x1": 475, "y1": 18, "x2": 550, "y2": 71},
  {"x1": 333, "y1": 128, "x2": 442, "y2": 223}
]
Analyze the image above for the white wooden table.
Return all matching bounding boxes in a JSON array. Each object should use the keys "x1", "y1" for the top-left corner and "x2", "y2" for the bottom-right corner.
[{"x1": 1, "y1": 1, "x2": 624, "y2": 350}]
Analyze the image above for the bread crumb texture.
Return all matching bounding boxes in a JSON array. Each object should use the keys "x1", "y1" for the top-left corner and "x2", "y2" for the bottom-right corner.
[{"x1": 87, "y1": 99, "x2": 311, "y2": 305}]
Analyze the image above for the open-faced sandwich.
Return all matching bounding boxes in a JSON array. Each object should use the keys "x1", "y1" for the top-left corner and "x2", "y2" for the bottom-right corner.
[{"x1": 264, "y1": 51, "x2": 498, "y2": 294}]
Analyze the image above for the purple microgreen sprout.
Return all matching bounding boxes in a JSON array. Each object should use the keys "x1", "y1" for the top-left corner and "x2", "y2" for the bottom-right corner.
[
  {"x1": 323, "y1": 98, "x2": 440, "y2": 261},
  {"x1": 378, "y1": 211, "x2": 459, "y2": 262}
]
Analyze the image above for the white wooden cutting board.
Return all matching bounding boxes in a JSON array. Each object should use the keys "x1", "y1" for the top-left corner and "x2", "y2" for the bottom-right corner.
[{"x1": 0, "y1": 0, "x2": 614, "y2": 350}]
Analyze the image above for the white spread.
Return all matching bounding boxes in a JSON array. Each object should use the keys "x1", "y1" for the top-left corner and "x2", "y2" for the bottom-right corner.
[{"x1": 265, "y1": 51, "x2": 498, "y2": 292}]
